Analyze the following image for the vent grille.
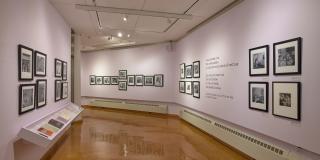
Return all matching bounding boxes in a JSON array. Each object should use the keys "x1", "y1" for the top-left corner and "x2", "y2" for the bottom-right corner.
[
  {"x1": 125, "y1": 102, "x2": 160, "y2": 107},
  {"x1": 95, "y1": 100, "x2": 122, "y2": 103},
  {"x1": 214, "y1": 122, "x2": 284, "y2": 156},
  {"x1": 183, "y1": 110, "x2": 211, "y2": 123}
]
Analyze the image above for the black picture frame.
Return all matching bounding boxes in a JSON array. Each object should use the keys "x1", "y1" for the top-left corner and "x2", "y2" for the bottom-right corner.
[
  {"x1": 36, "y1": 79, "x2": 47, "y2": 109},
  {"x1": 272, "y1": 82, "x2": 301, "y2": 120},
  {"x1": 180, "y1": 63, "x2": 185, "y2": 79},
  {"x1": 18, "y1": 44, "x2": 34, "y2": 81},
  {"x1": 249, "y1": 45, "x2": 269, "y2": 76},
  {"x1": 185, "y1": 81, "x2": 192, "y2": 95},
  {"x1": 193, "y1": 61, "x2": 200, "y2": 78},
  {"x1": 179, "y1": 81, "x2": 185, "y2": 93},
  {"x1": 135, "y1": 75, "x2": 144, "y2": 86},
  {"x1": 103, "y1": 76, "x2": 111, "y2": 85},
  {"x1": 144, "y1": 76, "x2": 154, "y2": 86},
  {"x1": 118, "y1": 81, "x2": 127, "y2": 91},
  {"x1": 55, "y1": 59, "x2": 63, "y2": 78},
  {"x1": 154, "y1": 74, "x2": 164, "y2": 87},
  {"x1": 273, "y1": 37, "x2": 302, "y2": 75},
  {"x1": 185, "y1": 65, "x2": 193, "y2": 78},
  {"x1": 96, "y1": 76, "x2": 103, "y2": 85},
  {"x1": 62, "y1": 61, "x2": 67, "y2": 80},
  {"x1": 248, "y1": 82, "x2": 268, "y2": 112},
  {"x1": 119, "y1": 70, "x2": 127, "y2": 80},
  {"x1": 90, "y1": 75, "x2": 96, "y2": 85},
  {"x1": 55, "y1": 80, "x2": 62, "y2": 102},
  {"x1": 19, "y1": 84, "x2": 36, "y2": 115},
  {"x1": 192, "y1": 81, "x2": 200, "y2": 98},
  {"x1": 111, "y1": 76, "x2": 119, "y2": 85},
  {"x1": 34, "y1": 51, "x2": 47, "y2": 77},
  {"x1": 127, "y1": 75, "x2": 135, "y2": 86},
  {"x1": 62, "y1": 82, "x2": 68, "y2": 99}
]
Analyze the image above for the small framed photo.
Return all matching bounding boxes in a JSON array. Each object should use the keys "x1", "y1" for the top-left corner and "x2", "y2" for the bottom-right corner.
[
  {"x1": 90, "y1": 75, "x2": 96, "y2": 85},
  {"x1": 179, "y1": 81, "x2": 185, "y2": 93},
  {"x1": 62, "y1": 61, "x2": 67, "y2": 80},
  {"x1": 55, "y1": 80, "x2": 62, "y2": 101},
  {"x1": 249, "y1": 82, "x2": 268, "y2": 112},
  {"x1": 193, "y1": 61, "x2": 200, "y2": 78},
  {"x1": 273, "y1": 37, "x2": 302, "y2": 75},
  {"x1": 55, "y1": 59, "x2": 62, "y2": 78},
  {"x1": 185, "y1": 81, "x2": 192, "y2": 95},
  {"x1": 185, "y1": 65, "x2": 193, "y2": 78},
  {"x1": 36, "y1": 80, "x2": 47, "y2": 108},
  {"x1": 144, "y1": 76, "x2": 154, "y2": 86},
  {"x1": 154, "y1": 74, "x2": 164, "y2": 87},
  {"x1": 111, "y1": 76, "x2": 119, "y2": 85},
  {"x1": 103, "y1": 76, "x2": 110, "y2": 85},
  {"x1": 62, "y1": 82, "x2": 68, "y2": 99},
  {"x1": 135, "y1": 75, "x2": 144, "y2": 86},
  {"x1": 119, "y1": 81, "x2": 127, "y2": 91},
  {"x1": 272, "y1": 82, "x2": 301, "y2": 120},
  {"x1": 127, "y1": 75, "x2": 135, "y2": 86},
  {"x1": 18, "y1": 44, "x2": 34, "y2": 80},
  {"x1": 193, "y1": 81, "x2": 200, "y2": 98},
  {"x1": 19, "y1": 84, "x2": 36, "y2": 115},
  {"x1": 119, "y1": 70, "x2": 127, "y2": 79},
  {"x1": 34, "y1": 51, "x2": 46, "y2": 77},
  {"x1": 180, "y1": 63, "x2": 185, "y2": 79},
  {"x1": 249, "y1": 45, "x2": 269, "y2": 76},
  {"x1": 96, "y1": 76, "x2": 103, "y2": 85}
]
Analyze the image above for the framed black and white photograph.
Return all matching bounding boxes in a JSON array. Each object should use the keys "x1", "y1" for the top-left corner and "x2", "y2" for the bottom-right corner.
[
  {"x1": 96, "y1": 76, "x2": 103, "y2": 85},
  {"x1": 193, "y1": 61, "x2": 200, "y2": 78},
  {"x1": 62, "y1": 61, "x2": 67, "y2": 80},
  {"x1": 19, "y1": 84, "x2": 36, "y2": 115},
  {"x1": 18, "y1": 44, "x2": 34, "y2": 80},
  {"x1": 111, "y1": 76, "x2": 119, "y2": 85},
  {"x1": 185, "y1": 65, "x2": 193, "y2": 78},
  {"x1": 272, "y1": 82, "x2": 301, "y2": 120},
  {"x1": 62, "y1": 82, "x2": 68, "y2": 99},
  {"x1": 180, "y1": 63, "x2": 185, "y2": 79},
  {"x1": 103, "y1": 76, "x2": 110, "y2": 85},
  {"x1": 249, "y1": 82, "x2": 268, "y2": 112},
  {"x1": 135, "y1": 75, "x2": 144, "y2": 86},
  {"x1": 34, "y1": 51, "x2": 46, "y2": 77},
  {"x1": 55, "y1": 80, "x2": 62, "y2": 102},
  {"x1": 179, "y1": 81, "x2": 185, "y2": 93},
  {"x1": 193, "y1": 81, "x2": 200, "y2": 98},
  {"x1": 154, "y1": 74, "x2": 164, "y2": 87},
  {"x1": 273, "y1": 37, "x2": 302, "y2": 75},
  {"x1": 185, "y1": 81, "x2": 192, "y2": 95},
  {"x1": 119, "y1": 70, "x2": 127, "y2": 80},
  {"x1": 249, "y1": 45, "x2": 269, "y2": 76},
  {"x1": 127, "y1": 75, "x2": 135, "y2": 86},
  {"x1": 118, "y1": 81, "x2": 127, "y2": 91},
  {"x1": 55, "y1": 59, "x2": 62, "y2": 78},
  {"x1": 36, "y1": 80, "x2": 47, "y2": 108},
  {"x1": 144, "y1": 76, "x2": 154, "y2": 86},
  {"x1": 90, "y1": 75, "x2": 96, "y2": 85}
]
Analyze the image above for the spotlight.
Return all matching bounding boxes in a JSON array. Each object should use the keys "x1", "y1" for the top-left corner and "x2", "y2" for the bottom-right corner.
[
  {"x1": 117, "y1": 32, "x2": 123, "y2": 37},
  {"x1": 123, "y1": 15, "x2": 128, "y2": 22},
  {"x1": 127, "y1": 34, "x2": 130, "y2": 38}
]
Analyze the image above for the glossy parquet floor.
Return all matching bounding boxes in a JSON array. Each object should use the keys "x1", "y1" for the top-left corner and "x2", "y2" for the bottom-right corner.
[{"x1": 49, "y1": 107, "x2": 250, "y2": 160}]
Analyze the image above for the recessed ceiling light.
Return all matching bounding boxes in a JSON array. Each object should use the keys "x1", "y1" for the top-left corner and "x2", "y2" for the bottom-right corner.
[
  {"x1": 127, "y1": 34, "x2": 130, "y2": 38},
  {"x1": 123, "y1": 15, "x2": 128, "y2": 22},
  {"x1": 117, "y1": 32, "x2": 123, "y2": 37}
]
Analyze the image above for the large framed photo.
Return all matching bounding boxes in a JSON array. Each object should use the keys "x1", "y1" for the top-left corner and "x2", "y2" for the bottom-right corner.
[
  {"x1": 135, "y1": 75, "x2": 144, "y2": 86},
  {"x1": 36, "y1": 80, "x2": 47, "y2": 108},
  {"x1": 111, "y1": 76, "x2": 119, "y2": 85},
  {"x1": 55, "y1": 80, "x2": 62, "y2": 102},
  {"x1": 180, "y1": 63, "x2": 185, "y2": 79},
  {"x1": 272, "y1": 82, "x2": 301, "y2": 120},
  {"x1": 34, "y1": 51, "x2": 46, "y2": 77},
  {"x1": 18, "y1": 44, "x2": 34, "y2": 80},
  {"x1": 62, "y1": 82, "x2": 68, "y2": 99},
  {"x1": 118, "y1": 81, "x2": 127, "y2": 91},
  {"x1": 193, "y1": 61, "x2": 200, "y2": 78},
  {"x1": 249, "y1": 82, "x2": 268, "y2": 112},
  {"x1": 273, "y1": 37, "x2": 302, "y2": 75},
  {"x1": 249, "y1": 45, "x2": 269, "y2": 76},
  {"x1": 55, "y1": 59, "x2": 63, "y2": 78},
  {"x1": 103, "y1": 76, "x2": 110, "y2": 85},
  {"x1": 154, "y1": 74, "x2": 164, "y2": 87},
  {"x1": 62, "y1": 61, "x2": 67, "y2": 80},
  {"x1": 127, "y1": 75, "x2": 135, "y2": 86},
  {"x1": 179, "y1": 81, "x2": 185, "y2": 93},
  {"x1": 144, "y1": 76, "x2": 154, "y2": 86},
  {"x1": 185, "y1": 81, "x2": 192, "y2": 95},
  {"x1": 90, "y1": 75, "x2": 96, "y2": 85},
  {"x1": 19, "y1": 84, "x2": 36, "y2": 115},
  {"x1": 185, "y1": 65, "x2": 193, "y2": 78},
  {"x1": 193, "y1": 81, "x2": 200, "y2": 98},
  {"x1": 119, "y1": 70, "x2": 127, "y2": 80}
]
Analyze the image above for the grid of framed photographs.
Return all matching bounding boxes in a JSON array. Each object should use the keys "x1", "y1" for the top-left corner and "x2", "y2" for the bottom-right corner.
[
  {"x1": 54, "y1": 58, "x2": 68, "y2": 102},
  {"x1": 179, "y1": 61, "x2": 200, "y2": 99}
]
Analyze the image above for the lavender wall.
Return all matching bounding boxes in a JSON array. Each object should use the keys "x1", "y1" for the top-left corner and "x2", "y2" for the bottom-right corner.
[{"x1": 0, "y1": 0, "x2": 71, "y2": 159}]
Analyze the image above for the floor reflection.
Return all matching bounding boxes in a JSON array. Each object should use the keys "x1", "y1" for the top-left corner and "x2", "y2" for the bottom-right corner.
[{"x1": 49, "y1": 107, "x2": 249, "y2": 160}]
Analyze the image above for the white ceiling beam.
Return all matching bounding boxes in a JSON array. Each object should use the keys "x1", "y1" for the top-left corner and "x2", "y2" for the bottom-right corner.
[{"x1": 75, "y1": 4, "x2": 193, "y2": 20}]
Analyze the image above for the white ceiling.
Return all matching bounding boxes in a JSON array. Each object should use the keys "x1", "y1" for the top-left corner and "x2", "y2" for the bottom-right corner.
[{"x1": 50, "y1": 0, "x2": 236, "y2": 51}]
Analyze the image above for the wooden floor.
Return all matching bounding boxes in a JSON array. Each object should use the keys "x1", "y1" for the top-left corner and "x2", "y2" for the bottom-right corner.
[{"x1": 48, "y1": 107, "x2": 250, "y2": 160}]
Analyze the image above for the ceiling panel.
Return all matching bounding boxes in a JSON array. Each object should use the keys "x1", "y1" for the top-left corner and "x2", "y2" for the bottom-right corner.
[
  {"x1": 187, "y1": 0, "x2": 235, "y2": 17},
  {"x1": 143, "y1": 0, "x2": 197, "y2": 13},
  {"x1": 98, "y1": 12, "x2": 139, "y2": 30},
  {"x1": 135, "y1": 16, "x2": 172, "y2": 32},
  {"x1": 95, "y1": 0, "x2": 144, "y2": 9}
]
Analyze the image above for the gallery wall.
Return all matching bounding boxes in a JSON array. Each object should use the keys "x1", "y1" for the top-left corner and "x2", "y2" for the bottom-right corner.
[{"x1": 0, "y1": 0, "x2": 71, "y2": 159}]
